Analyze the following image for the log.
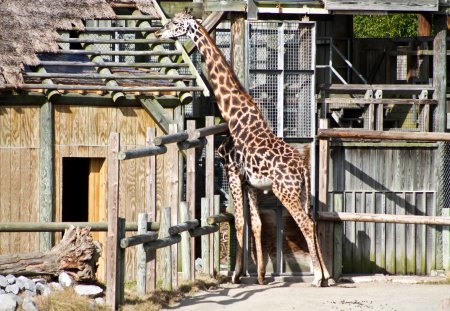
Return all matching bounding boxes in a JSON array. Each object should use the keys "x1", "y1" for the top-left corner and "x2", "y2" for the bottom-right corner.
[
  {"x1": 317, "y1": 211, "x2": 450, "y2": 225},
  {"x1": 168, "y1": 219, "x2": 199, "y2": 235},
  {"x1": 207, "y1": 213, "x2": 234, "y2": 225},
  {"x1": 120, "y1": 232, "x2": 158, "y2": 248},
  {"x1": 0, "y1": 226, "x2": 101, "y2": 281},
  {"x1": 191, "y1": 123, "x2": 228, "y2": 139}
]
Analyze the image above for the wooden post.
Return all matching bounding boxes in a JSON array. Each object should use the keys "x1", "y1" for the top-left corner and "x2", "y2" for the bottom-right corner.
[
  {"x1": 117, "y1": 218, "x2": 126, "y2": 306},
  {"x1": 106, "y1": 133, "x2": 120, "y2": 310},
  {"x1": 39, "y1": 100, "x2": 55, "y2": 252},
  {"x1": 318, "y1": 119, "x2": 333, "y2": 277},
  {"x1": 180, "y1": 202, "x2": 191, "y2": 281},
  {"x1": 205, "y1": 117, "x2": 215, "y2": 274},
  {"x1": 201, "y1": 197, "x2": 210, "y2": 275},
  {"x1": 136, "y1": 213, "x2": 148, "y2": 295},
  {"x1": 213, "y1": 195, "x2": 221, "y2": 275},
  {"x1": 158, "y1": 207, "x2": 172, "y2": 290},
  {"x1": 231, "y1": 13, "x2": 246, "y2": 84},
  {"x1": 443, "y1": 208, "x2": 450, "y2": 272},
  {"x1": 332, "y1": 194, "x2": 343, "y2": 279},
  {"x1": 186, "y1": 120, "x2": 196, "y2": 280},
  {"x1": 168, "y1": 124, "x2": 179, "y2": 288},
  {"x1": 145, "y1": 128, "x2": 157, "y2": 291}
]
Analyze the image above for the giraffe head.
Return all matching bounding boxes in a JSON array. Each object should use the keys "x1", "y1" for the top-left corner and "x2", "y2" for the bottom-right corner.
[{"x1": 155, "y1": 9, "x2": 198, "y2": 39}]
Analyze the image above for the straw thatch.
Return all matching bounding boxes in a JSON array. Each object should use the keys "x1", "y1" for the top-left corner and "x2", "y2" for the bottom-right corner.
[{"x1": 0, "y1": 0, "x2": 158, "y2": 89}]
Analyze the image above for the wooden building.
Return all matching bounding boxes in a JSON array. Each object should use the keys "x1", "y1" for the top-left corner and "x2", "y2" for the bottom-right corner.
[{"x1": 0, "y1": 0, "x2": 449, "y2": 282}]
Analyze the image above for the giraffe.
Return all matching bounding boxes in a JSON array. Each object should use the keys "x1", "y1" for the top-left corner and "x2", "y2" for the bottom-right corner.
[{"x1": 155, "y1": 11, "x2": 334, "y2": 287}]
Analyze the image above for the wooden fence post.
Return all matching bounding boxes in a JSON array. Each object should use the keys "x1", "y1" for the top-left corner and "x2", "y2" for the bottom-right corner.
[
  {"x1": 201, "y1": 197, "x2": 210, "y2": 275},
  {"x1": 146, "y1": 128, "x2": 157, "y2": 291},
  {"x1": 333, "y1": 194, "x2": 343, "y2": 279},
  {"x1": 180, "y1": 202, "x2": 191, "y2": 281},
  {"x1": 168, "y1": 124, "x2": 179, "y2": 288},
  {"x1": 159, "y1": 207, "x2": 172, "y2": 290},
  {"x1": 136, "y1": 213, "x2": 148, "y2": 295},
  {"x1": 318, "y1": 119, "x2": 334, "y2": 278},
  {"x1": 205, "y1": 117, "x2": 215, "y2": 274},
  {"x1": 117, "y1": 218, "x2": 126, "y2": 306},
  {"x1": 186, "y1": 120, "x2": 196, "y2": 280},
  {"x1": 213, "y1": 195, "x2": 221, "y2": 275},
  {"x1": 106, "y1": 133, "x2": 120, "y2": 310}
]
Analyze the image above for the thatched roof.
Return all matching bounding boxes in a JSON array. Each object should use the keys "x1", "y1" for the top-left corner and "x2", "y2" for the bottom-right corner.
[{"x1": 0, "y1": 0, "x2": 158, "y2": 88}]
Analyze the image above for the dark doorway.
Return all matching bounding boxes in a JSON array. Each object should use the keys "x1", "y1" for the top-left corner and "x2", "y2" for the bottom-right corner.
[{"x1": 62, "y1": 158, "x2": 90, "y2": 222}]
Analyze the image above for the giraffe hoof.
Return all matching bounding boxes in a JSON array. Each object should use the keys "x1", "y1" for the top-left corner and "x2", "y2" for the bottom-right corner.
[
  {"x1": 311, "y1": 279, "x2": 322, "y2": 287},
  {"x1": 326, "y1": 278, "x2": 336, "y2": 287},
  {"x1": 257, "y1": 277, "x2": 267, "y2": 285},
  {"x1": 232, "y1": 275, "x2": 241, "y2": 284}
]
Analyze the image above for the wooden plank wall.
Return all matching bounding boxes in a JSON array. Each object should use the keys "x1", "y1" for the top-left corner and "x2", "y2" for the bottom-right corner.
[
  {"x1": 0, "y1": 106, "x2": 40, "y2": 254},
  {"x1": 329, "y1": 143, "x2": 444, "y2": 274},
  {"x1": 54, "y1": 105, "x2": 168, "y2": 281}
]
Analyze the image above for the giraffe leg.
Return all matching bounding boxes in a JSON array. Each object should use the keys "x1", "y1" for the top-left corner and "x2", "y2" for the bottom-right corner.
[
  {"x1": 247, "y1": 187, "x2": 266, "y2": 285},
  {"x1": 227, "y1": 167, "x2": 245, "y2": 284}
]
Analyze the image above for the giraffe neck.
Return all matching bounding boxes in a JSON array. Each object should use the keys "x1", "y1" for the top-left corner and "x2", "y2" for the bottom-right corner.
[{"x1": 188, "y1": 21, "x2": 269, "y2": 135}]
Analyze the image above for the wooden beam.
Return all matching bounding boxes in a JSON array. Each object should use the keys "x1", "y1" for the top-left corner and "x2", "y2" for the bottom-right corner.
[
  {"x1": 318, "y1": 211, "x2": 450, "y2": 226},
  {"x1": 0, "y1": 221, "x2": 159, "y2": 232},
  {"x1": 186, "y1": 120, "x2": 196, "y2": 280},
  {"x1": 433, "y1": 14, "x2": 447, "y2": 133},
  {"x1": 191, "y1": 123, "x2": 228, "y2": 139},
  {"x1": 317, "y1": 129, "x2": 450, "y2": 141},
  {"x1": 120, "y1": 232, "x2": 158, "y2": 248},
  {"x1": 39, "y1": 100, "x2": 55, "y2": 252},
  {"x1": 39, "y1": 61, "x2": 189, "y2": 68},
  {"x1": 140, "y1": 98, "x2": 174, "y2": 134},
  {"x1": 117, "y1": 146, "x2": 167, "y2": 160}
]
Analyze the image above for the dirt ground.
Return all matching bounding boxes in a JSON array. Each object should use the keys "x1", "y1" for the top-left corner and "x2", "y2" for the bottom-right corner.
[{"x1": 163, "y1": 276, "x2": 450, "y2": 311}]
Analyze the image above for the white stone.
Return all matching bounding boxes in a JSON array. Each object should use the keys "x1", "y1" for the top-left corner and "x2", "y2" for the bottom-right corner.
[
  {"x1": 5, "y1": 284, "x2": 19, "y2": 295},
  {"x1": 73, "y1": 285, "x2": 103, "y2": 297},
  {"x1": 5, "y1": 275, "x2": 15, "y2": 285},
  {"x1": 0, "y1": 275, "x2": 8, "y2": 288},
  {"x1": 58, "y1": 272, "x2": 73, "y2": 288},
  {"x1": 0, "y1": 294, "x2": 17, "y2": 311},
  {"x1": 22, "y1": 297, "x2": 39, "y2": 311},
  {"x1": 49, "y1": 282, "x2": 63, "y2": 291}
]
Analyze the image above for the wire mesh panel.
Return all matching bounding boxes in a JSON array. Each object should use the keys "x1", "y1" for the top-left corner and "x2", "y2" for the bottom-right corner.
[{"x1": 246, "y1": 21, "x2": 315, "y2": 138}]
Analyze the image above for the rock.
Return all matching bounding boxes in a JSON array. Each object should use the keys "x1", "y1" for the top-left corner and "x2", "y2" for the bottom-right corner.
[
  {"x1": 32, "y1": 278, "x2": 46, "y2": 284},
  {"x1": 36, "y1": 283, "x2": 51, "y2": 296},
  {"x1": 73, "y1": 285, "x2": 103, "y2": 297},
  {"x1": 22, "y1": 297, "x2": 39, "y2": 311},
  {"x1": 0, "y1": 275, "x2": 8, "y2": 288},
  {"x1": 23, "y1": 289, "x2": 36, "y2": 298},
  {"x1": 0, "y1": 294, "x2": 17, "y2": 311},
  {"x1": 49, "y1": 282, "x2": 63, "y2": 291},
  {"x1": 0, "y1": 289, "x2": 5, "y2": 295},
  {"x1": 5, "y1": 275, "x2": 15, "y2": 285},
  {"x1": 5, "y1": 284, "x2": 19, "y2": 295},
  {"x1": 24, "y1": 279, "x2": 36, "y2": 293},
  {"x1": 58, "y1": 272, "x2": 73, "y2": 287},
  {"x1": 15, "y1": 276, "x2": 27, "y2": 290}
]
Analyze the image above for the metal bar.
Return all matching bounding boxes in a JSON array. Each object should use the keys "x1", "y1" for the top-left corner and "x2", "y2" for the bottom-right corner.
[
  {"x1": 38, "y1": 61, "x2": 189, "y2": 68},
  {"x1": 318, "y1": 211, "x2": 450, "y2": 225},
  {"x1": 25, "y1": 72, "x2": 196, "y2": 80},
  {"x1": 55, "y1": 49, "x2": 181, "y2": 56},
  {"x1": 12, "y1": 84, "x2": 204, "y2": 92},
  {"x1": 332, "y1": 43, "x2": 367, "y2": 84}
]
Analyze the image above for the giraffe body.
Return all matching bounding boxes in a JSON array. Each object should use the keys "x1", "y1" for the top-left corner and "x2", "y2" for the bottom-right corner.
[{"x1": 156, "y1": 11, "x2": 334, "y2": 287}]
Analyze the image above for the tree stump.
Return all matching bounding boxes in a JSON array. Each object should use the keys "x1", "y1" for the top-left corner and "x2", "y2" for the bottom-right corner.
[{"x1": 0, "y1": 226, "x2": 102, "y2": 281}]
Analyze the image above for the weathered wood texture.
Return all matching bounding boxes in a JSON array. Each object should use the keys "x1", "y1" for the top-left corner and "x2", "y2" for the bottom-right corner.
[
  {"x1": 324, "y1": 0, "x2": 438, "y2": 11},
  {"x1": 0, "y1": 106, "x2": 40, "y2": 255},
  {"x1": 329, "y1": 144, "x2": 444, "y2": 275},
  {"x1": 0, "y1": 226, "x2": 101, "y2": 280}
]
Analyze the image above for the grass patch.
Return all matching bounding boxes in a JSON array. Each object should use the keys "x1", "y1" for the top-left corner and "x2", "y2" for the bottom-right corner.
[
  {"x1": 34, "y1": 288, "x2": 106, "y2": 311},
  {"x1": 121, "y1": 274, "x2": 225, "y2": 311}
]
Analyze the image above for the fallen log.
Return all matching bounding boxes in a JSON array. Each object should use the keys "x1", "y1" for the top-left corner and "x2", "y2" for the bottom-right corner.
[{"x1": 0, "y1": 226, "x2": 101, "y2": 281}]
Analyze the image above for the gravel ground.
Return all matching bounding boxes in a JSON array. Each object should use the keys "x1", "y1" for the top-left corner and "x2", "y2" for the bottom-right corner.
[{"x1": 163, "y1": 276, "x2": 450, "y2": 311}]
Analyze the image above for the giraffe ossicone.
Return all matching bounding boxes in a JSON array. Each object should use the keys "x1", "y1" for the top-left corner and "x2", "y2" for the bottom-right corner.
[{"x1": 155, "y1": 10, "x2": 335, "y2": 287}]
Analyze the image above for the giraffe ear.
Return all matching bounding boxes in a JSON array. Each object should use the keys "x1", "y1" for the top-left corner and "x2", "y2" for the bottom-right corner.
[
  {"x1": 184, "y1": 7, "x2": 193, "y2": 15},
  {"x1": 196, "y1": 19, "x2": 202, "y2": 24}
]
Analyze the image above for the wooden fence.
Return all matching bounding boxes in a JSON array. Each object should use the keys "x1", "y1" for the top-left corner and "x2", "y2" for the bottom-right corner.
[{"x1": 316, "y1": 125, "x2": 450, "y2": 278}]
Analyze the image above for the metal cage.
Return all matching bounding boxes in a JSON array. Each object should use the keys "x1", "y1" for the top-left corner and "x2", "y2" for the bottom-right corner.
[{"x1": 246, "y1": 21, "x2": 316, "y2": 138}]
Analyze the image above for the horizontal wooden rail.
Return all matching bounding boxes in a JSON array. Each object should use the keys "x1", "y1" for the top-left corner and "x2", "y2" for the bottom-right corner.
[
  {"x1": 320, "y1": 83, "x2": 434, "y2": 92},
  {"x1": 144, "y1": 234, "x2": 181, "y2": 251},
  {"x1": 168, "y1": 220, "x2": 200, "y2": 235},
  {"x1": 56, "y1": 50, "x2": 181, "y2": 56},
  {"x1": 121, "y1": 232, "x2": 158, "y2": 248},
  {"x1": 317, "y1": 211, "x2": 450, "y2": 225},
  {"x1": 12, "y1": 84, "x2": 204, "y2": 93},
  {"x1": 317, "y1": 129, "x2": 450, "y2": 142},
  {"x1": 207, "y1": 213, "x2": 234, "y2": 225},
  {"x1": 76, "y1": 27, "x2": 160, "y2": 32},
  {"x1": 177, "y1": 138, "x2": 207, "y2": 150},
  {"x1": 192, "y1": 123, "x2": 228, "y2": 139},
  {"x1": 38, "y1": 61, "x2": 189, "y2": 68},
  {"x1": 25, "y1": 73, "x2": 196, "y2": 80},
  {"x1": 57, "y1": 38, "x2": 174, "y2": 44},
  {"x1": 118, "y1": 146, "x2": 167, "y2": 160},
  {"x1": 189, "y1": 225, "x2": 219, "y2": 237},
  {"x1": 109, "y1": 15, "x2": 159, "y2": 20},
  {"x1": 0, "y1": 221, "x2": 159, "y2": 232},
  {"x1": 153, "y1": 132, "x2": 190, "y2": 146}
]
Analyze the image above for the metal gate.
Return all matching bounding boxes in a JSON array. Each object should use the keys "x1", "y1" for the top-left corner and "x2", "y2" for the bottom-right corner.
[{"x1": 246, "y1": 21, "x2": 315, "y2": 138}]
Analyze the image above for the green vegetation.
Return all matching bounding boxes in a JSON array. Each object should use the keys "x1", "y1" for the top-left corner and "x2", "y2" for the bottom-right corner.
[{"x1": 354, "y1": 14, "x2": 418, "y2": 38}]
